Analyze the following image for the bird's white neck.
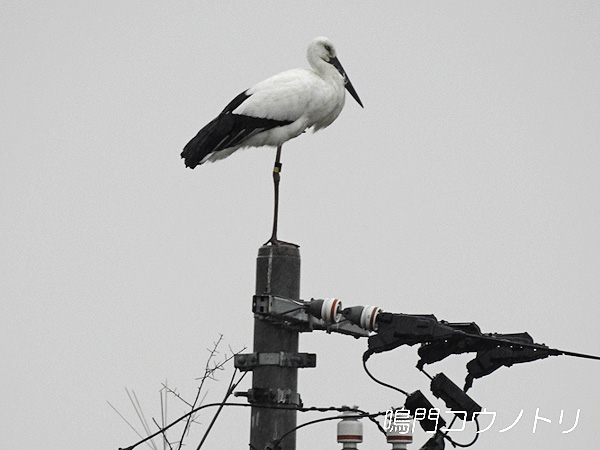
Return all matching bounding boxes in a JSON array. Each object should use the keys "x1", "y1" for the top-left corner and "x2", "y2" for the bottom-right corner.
[{"x1": 309, "y1": 55, "x2": 344, "y2": 86}]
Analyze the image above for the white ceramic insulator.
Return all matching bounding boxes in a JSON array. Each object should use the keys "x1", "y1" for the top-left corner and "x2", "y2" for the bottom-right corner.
[
  {"x1": 360, "y1": 306, "x2": 381, "y2": 331},
  {"x1": 321, "y1": 298, "x2": 342, "y2": 324},
  {"x1": 337, "y1": 415, "x2": 363, "y2": 444},
  {"x1": 386, "y1": 426, "x2": 413, "y2": 449}
]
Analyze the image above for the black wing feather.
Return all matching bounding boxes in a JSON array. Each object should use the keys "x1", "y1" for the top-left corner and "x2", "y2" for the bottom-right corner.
[
  {"x1": 221, "y1": 90, "x2": 251, "y2": 114},
  {"x1": 181, "y1": 91, "x2": 293, "y2": 169}
]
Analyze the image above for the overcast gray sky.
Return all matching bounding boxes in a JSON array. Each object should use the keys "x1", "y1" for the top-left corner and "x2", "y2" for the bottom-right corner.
[{"x1": 2, "y1": 1, "x2": 600, "y2": 449}]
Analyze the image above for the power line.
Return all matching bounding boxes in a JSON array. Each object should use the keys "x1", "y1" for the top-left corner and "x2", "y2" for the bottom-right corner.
[
  {"x1": 119, "y1": 402, "x2": 389, "y2": 450},
  {"x1": 362, "y1": 351, "x2": 409, "y2": 396},
  {"x1": 269, "y1": 411, "x2": 388, "y2": 450}
]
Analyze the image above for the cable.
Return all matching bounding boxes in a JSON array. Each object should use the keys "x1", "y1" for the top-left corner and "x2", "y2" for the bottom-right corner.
[
  {"x1": 197, "y1": 370, "x2": 248, "y2": 450},
  {"x1": 120, "y1": 402, "x2": 388, "y2": 450},
  {"x1": 362, "y1": 351, "x2": 409, "y2": 396},
  {"x1": 418, "y1": 364, "x2": 480, "y2": 447},
  {"x1": 298, "y1": 404, "x2": 387, "y2": 435},
  {"x1": 460, "y1": 331, "x2": 600, "y2": 361},
  {"x1": 270, "y1": 410, "x2": 388, "y2": 450},
  {"x1": 442, "y1": 416, "x2": 480, "y2": 448},
  {"x1": 418, "y1": 366, "x2": 434, "y2": 381},
  {"x1": 119, "y1": 402, "x2": 252, "y2": 450}
]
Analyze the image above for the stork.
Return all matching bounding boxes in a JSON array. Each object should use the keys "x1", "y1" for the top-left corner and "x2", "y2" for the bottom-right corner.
[{"x1": 182, "y1": 36, "x2": 363, "y2": 246}]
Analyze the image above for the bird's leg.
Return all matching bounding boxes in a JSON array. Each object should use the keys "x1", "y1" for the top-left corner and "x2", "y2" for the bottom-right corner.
[
  {"x1": 264, "y1": 145, "x2": 298, "y2": 247},
  {"x1": 265, "y1": 145, "x2": 282, "y2": 245},
  {"x1": 270, "y1": 145, "x2": 282, "y2": 243}
]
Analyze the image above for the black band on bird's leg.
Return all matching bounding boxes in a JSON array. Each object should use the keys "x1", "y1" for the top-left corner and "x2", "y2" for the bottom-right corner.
[{"x1": 273, "y1": 162, "x2": 282, "y2": 173}]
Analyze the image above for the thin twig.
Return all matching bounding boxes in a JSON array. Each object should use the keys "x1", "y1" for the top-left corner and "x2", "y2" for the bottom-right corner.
[
  {"x1": 126, "y1": 389, "x2": 158, "y2": 450},
  {"x1": 120, "y1": 402, "x2": 251, "y2": 450},
  {"x1": 108, "y1": 401, "x2": 147, "y2": 442},
  {"x1": 161, "y1": 384, "x2": 193, "y2": 408},
  {"x1": 152, "y1": 417, "x2": 173, "y2": 450},
  {"x1": 177, "y1": 334, "x2": 224, "y2": 450},
  {"x1": 132, "y1": 390, "x2": 158, "y2": 450},
  {"x1": 197, "y1": 369, "x2": 248, "y2": 450},
  {"x1": 113, "y1": 336, "x2": 247, "y2": 450},
  {"x1": 159, "y1": 386, "x2": 172, "y2": 450}
]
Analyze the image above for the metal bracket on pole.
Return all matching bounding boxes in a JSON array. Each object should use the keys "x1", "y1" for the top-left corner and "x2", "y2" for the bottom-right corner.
[
  {"x1": 252, "y1": 295, "x2": 369, "y2": 338},
  {"x1": 234, "y1": 351, "x2": 317, "y2": 371},
  {"x1": 235, "y1": 387, "x2": 303, "y2": 406}
]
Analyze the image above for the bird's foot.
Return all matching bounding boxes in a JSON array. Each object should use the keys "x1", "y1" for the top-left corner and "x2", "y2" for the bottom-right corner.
[{"x1": 263, "y1": 236, "x2": 299, "y2": 248}]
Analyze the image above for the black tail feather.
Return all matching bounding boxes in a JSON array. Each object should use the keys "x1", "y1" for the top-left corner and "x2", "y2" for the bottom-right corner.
[
  {"x1": 181, "y1": 116, "x2": 223, "y2": 169},
  {"x1": 181, "y1": 113, "x2": 293, "y2": 169}
]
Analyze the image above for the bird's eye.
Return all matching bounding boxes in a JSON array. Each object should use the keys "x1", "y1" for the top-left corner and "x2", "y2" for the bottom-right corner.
[{"x1": 324, "y1": 45, "x2": 332, "y2": 54}]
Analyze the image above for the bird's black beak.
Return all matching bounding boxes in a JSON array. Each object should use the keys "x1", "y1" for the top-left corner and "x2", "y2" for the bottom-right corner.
[{"x1": 330, "y1": 56, "x2": 364, "y2": 108}]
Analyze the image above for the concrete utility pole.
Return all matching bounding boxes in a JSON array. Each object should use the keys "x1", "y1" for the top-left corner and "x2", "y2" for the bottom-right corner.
[
  {"x1": 250, "y1": 244, "x2": 301, "y2": 450},
  {"x1": 236, "y1": 244, "x2": 364, "y2": 448}
]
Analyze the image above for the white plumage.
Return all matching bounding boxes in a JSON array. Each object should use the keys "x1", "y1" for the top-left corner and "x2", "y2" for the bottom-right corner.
[{"x1": 181, "y1": 36, "x2": 363, "y2": 168}]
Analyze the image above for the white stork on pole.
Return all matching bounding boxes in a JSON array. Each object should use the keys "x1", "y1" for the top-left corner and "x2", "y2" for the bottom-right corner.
[{"x1": 182, "y1": 36, "x2": 363, "y2": 246}]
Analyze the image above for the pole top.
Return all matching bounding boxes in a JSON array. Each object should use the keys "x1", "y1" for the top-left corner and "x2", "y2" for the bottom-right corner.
[{"x1": 258, "y1": 244, "x2": 301, "y2": 258}]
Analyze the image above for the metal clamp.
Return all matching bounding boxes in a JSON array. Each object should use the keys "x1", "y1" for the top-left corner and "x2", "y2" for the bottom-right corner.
[
  {"x1": 234, "y1": 388, "x2": 303, "y2": 406},
  {"x1": 234, "y1": 352, "x2": 316, "y2": 371}
]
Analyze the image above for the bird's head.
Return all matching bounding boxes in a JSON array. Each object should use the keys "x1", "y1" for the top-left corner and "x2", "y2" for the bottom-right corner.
[
  {"x1": 308, "y1": 36, "x2": 364, "y2": 108},
  {"x1": 311, "y1": 36, "x2": 337, "y2": 63}
]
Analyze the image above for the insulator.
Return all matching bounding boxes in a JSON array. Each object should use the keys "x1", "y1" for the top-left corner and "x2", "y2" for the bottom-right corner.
[
  {"x1": 307, "y1": 298, "x2": 342, "y2": 324},
  {"x1": 386, "y1": 425, "x2": 413, "y2": 450},
  {"x1": 337, "y1": 409, "x2": 363, "y2": 449},
  {"x1": 342, "y1": 305, "x2": 381, "y2": 331}
]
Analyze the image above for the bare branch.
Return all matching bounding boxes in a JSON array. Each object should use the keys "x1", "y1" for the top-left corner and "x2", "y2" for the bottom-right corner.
[
  {"x1": 108, "y1": 401, "x2": 147, "y2": 442},
  {"x1": 152, "y1": 417, "x2": 173, "y2": 450},
  {"x1": 160, "y1": 384, "x2": 193, "y2": 408},
  {"x1": 196, "y1": 370, "x2": 248, "y2": 450},
  {"x1": 126, "y1": 389, "x2": 158, "y2": 450},
  {"x1": 177, "y1": 334, "x2": 224, "y2": 450},
  {"x1": 116, "y1": 336, "x2": 248, "y2": 450}
]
